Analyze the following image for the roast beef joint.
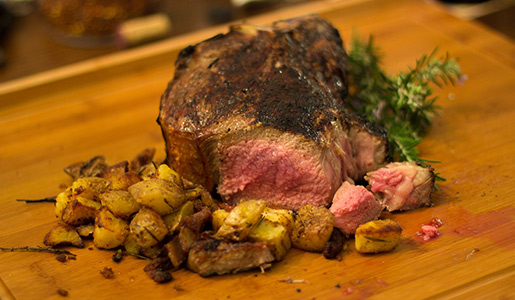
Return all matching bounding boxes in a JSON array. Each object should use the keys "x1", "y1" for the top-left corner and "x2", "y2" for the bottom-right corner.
[{"x1": 157, "y1": 15, "x2": 405, "y2": 211}]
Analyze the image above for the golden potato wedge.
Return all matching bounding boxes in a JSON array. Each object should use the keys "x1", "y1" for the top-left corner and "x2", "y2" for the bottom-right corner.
[
  {"x1": 291, "y1": 205, "x2": 334, "y2": 252},
  {"x1": 55, "y1": 188, "x2": 72, "y2": 218},
  {"x1": 71, "y1": 177, "x2": 110, "y2": 201},
  {"x1": 249, "y1": 218, "x2": 291, "y2": 260},
  {"x1": 355, "y1": 219, "x2": 402, "y2": 253},
  {"x1": 215, "y1": 200, "x2": 265, "y2": 241},
  {"x1": 262, "y1": 207, "x2": 294, "y2": 235},
  {"x1": 128, "y1": 178, "x2": 186, "y2": 215},
  {"x1": 101, "y1": 190, "x2": 141, "y2": 219},
  {"x1": 129, "y1": 207, "x2": 168, "y2": 248},
  {"x1": 94, "y1": 207, "x2": 129, "y2": 249},
  {"x1": 156, "y1": 164, "x2": 183, "y2": 188},
  {"x1": 61, "y1": 197, "x2": 101, "y2": 226},
  {"x1": 163, "y1": 201, "x2": 195, "y2": 234},
  {"x1": 44, "y1": 223, "x2": 84, "y2": 248},
  {"x1": 211, "y1": 209, "x2": 229, "y2": 232}
]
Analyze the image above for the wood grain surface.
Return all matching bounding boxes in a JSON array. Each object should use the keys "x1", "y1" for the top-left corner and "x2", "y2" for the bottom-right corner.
[{"x1": 0, "y1": 0, "x2": 514, "y2": 299}]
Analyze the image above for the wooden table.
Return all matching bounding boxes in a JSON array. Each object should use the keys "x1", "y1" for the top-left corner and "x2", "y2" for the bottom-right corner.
[{"x1": 1, "y1": 0, "x2": 514, "y2": 299}]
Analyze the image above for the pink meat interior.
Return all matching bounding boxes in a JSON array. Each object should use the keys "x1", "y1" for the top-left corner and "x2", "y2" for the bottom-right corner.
[{"x1": 218, "y1": 138, "x2": 335, "y2": 210}]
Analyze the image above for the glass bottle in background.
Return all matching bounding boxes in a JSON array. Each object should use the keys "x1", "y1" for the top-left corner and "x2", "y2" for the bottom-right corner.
[{"x1": 38, "y1": 0, "x2": 160, "y2": 48}]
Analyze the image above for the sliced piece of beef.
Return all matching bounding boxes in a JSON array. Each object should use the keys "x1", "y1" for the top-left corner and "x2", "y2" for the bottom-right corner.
[
  {"x1": 365, "y1": 161, "x2": 435, "y2": 211},
  {"x1": 186, "y1": 239, "x2": 274, "y2": 277},
  {"x1": 329, "y1": 182, "x2": 383, "y2": 235},
  {"x1": 158, "y1": 15, "x2": 388, "y2": 210}
]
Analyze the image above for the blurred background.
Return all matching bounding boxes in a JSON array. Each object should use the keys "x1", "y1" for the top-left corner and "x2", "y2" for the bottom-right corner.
[{"x1": 0, "y1": 0, "x2": 513, "y2": 83}]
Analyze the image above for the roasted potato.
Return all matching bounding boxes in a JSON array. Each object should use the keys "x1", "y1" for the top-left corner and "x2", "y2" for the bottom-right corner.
[
  {"x1": 123, "y1": 234, "x2": 142, "y2": 255},
  {"x1": 94, "y1": 207, "x2": 129, "y2": 249},
  {"x1": 249, "y1": 218, "x2": 291, "y2": 260},
  {"x1": 215, "y1": 200, "x2": 265, "y2": 241},
  {"x1": 355, "y1": 219, "x2": 402, "y2": 253},
  {"x1": 291, "y1": 205, "x2": 334, "y2": 252},
  {"x1": 163, "y1": 201, "x2": 195, "y2": 234},
  {"x1": 100, "y1": 161, "x2": 128, "y2": 180},
  {"x1": 76, "y1": 224, "x2": 95, "y2": 238},
  {"x1": 71, "y1": 177, "x2": 110, "y2": 201},
  {"x1": 156, "y1": 164, "x2": 183, "y2": 188},
  {"x1": 61, "y1": 197, "x2": 101, "y2": 226},
  {"x1": 137, "y1": 163, "x2": 157, "y2": 180},
  {"x1": 128, "y1": 178, "x2": 186, "y2": 215},
  {"x1": 261, "y1": 207, "x2": 294, "y2": 234},
  {"x1": 55, "y1": 188, "x2": 72, "y2": 218},
  {"x1": 129, "y1": 207, "x2": 168, "y2": 248},
  {"x1": 211, "y1": 209, "x2": 229, "y2": 232},
  {"x1": 44, "y1": 223, "x2": 84, "y2": 248},
  {"x1": 101, "y1": 190, "x2": 141, "y2": 219},
  {"x1": 130, "y1": 148, "x2": 156, "y2": 172}
]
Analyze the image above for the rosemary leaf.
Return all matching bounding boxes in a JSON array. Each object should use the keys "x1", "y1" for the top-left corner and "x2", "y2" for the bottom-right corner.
[{"x1": 346, "y1": 34, "x2": 463, "y2": 182}]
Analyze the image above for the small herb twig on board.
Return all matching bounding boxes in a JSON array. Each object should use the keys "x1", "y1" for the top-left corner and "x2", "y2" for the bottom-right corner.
[
  {"x1": 16, "y1": 196, "x2": 57, "y2": 203},
  {"x1": 0, "y1": 246, "x2": 76, "y2": 257}
]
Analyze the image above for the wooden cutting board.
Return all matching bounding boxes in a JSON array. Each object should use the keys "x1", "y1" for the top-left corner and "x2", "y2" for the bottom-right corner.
[{"x1": 1, "y1": 0, "x2": 514, "y2": 299}]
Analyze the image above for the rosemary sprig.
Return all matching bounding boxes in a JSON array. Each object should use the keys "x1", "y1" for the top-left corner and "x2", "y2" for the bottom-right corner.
[
  {"x1": 0, "y1": 246, "x2": 76, "y2": 256},
  {"x1": 346, "y1": 34, "x2": 463, "y2": 179}
]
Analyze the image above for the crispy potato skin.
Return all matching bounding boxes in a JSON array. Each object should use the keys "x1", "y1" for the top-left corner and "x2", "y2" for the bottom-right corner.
[
  {"x1": 355, "y1": 219, "x2": 402, "y2": 253},
  {"x1": 94, "y1": 207, "x2": 129, "y2": 249},
  {"x1": 44, "y1": 223, "x2": 84, "y2": 248},
  {"x1": 291, "y1": 205, "x2": 334, "y2": 252}
]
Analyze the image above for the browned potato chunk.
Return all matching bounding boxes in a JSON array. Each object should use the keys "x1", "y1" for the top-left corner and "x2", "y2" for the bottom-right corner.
[
  {"x1": 101, "y1": 190, "x2": 141, "y2": 219},
  {"x1": 94, "y1": 207, "x2": 129, "y2": 249},
  {"x1": 61, "y1": 197, "x2": 101, "y2": 226},
  {"x1": 44, "y1": 223, "x2": 84, "y2": 248},
  {"x1": 355, "y1": 219, "x2": 403, "y2": 253},
  {"x1": 215, "y1": 200, "x2": 265, "y2": 242},
  {"x1": 211, "y1": 209, "x2": 229, "y2": 232},
  {"x1": 71, "y1": 177, "x2": 110, "y2": 201},
  {"x1": 123, "y1": 234, "x2": 142, "y2": 255},
  {"x1": 249, "y1": 219, "x2": 291, "y2": 260},
  {"x1": 130, "y1": 148, "x2": 156, "y2": 172},
  {"x1": 262, "y1": 207, "x2": 294, "y2": 235},
  {"x1": 55, "y1": 188, "x2": 72, "y2": 218},
  {"x1": 291, "y1": 205, "x2": 334, "y2": 252},
  {"x1": 137, "y1": 163, "x2": 157, "y2": 180},
  {"x1": 156, "y1": 164, "x2": 183, "y2": 188},
  {"x1": 101, "y1": 161, "x2": 142, "y2": 190},
  {"x1": 163, "y1": 201, "x2": 195, "y2": 234},
  {"x1": 128, "y1": 179, "x2": 186, "y2": 215},
  {"x1": 76, "y1": 224, "x2": 95, "y2": 237},
  {"x1": 129, "y1": 207, "x2": 168, "y2": 248}
]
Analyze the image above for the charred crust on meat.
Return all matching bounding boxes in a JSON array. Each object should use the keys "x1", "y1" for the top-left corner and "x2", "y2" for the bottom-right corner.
[{"x1": 203, "y1": 239, "x2": 222, "y2": 251}]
